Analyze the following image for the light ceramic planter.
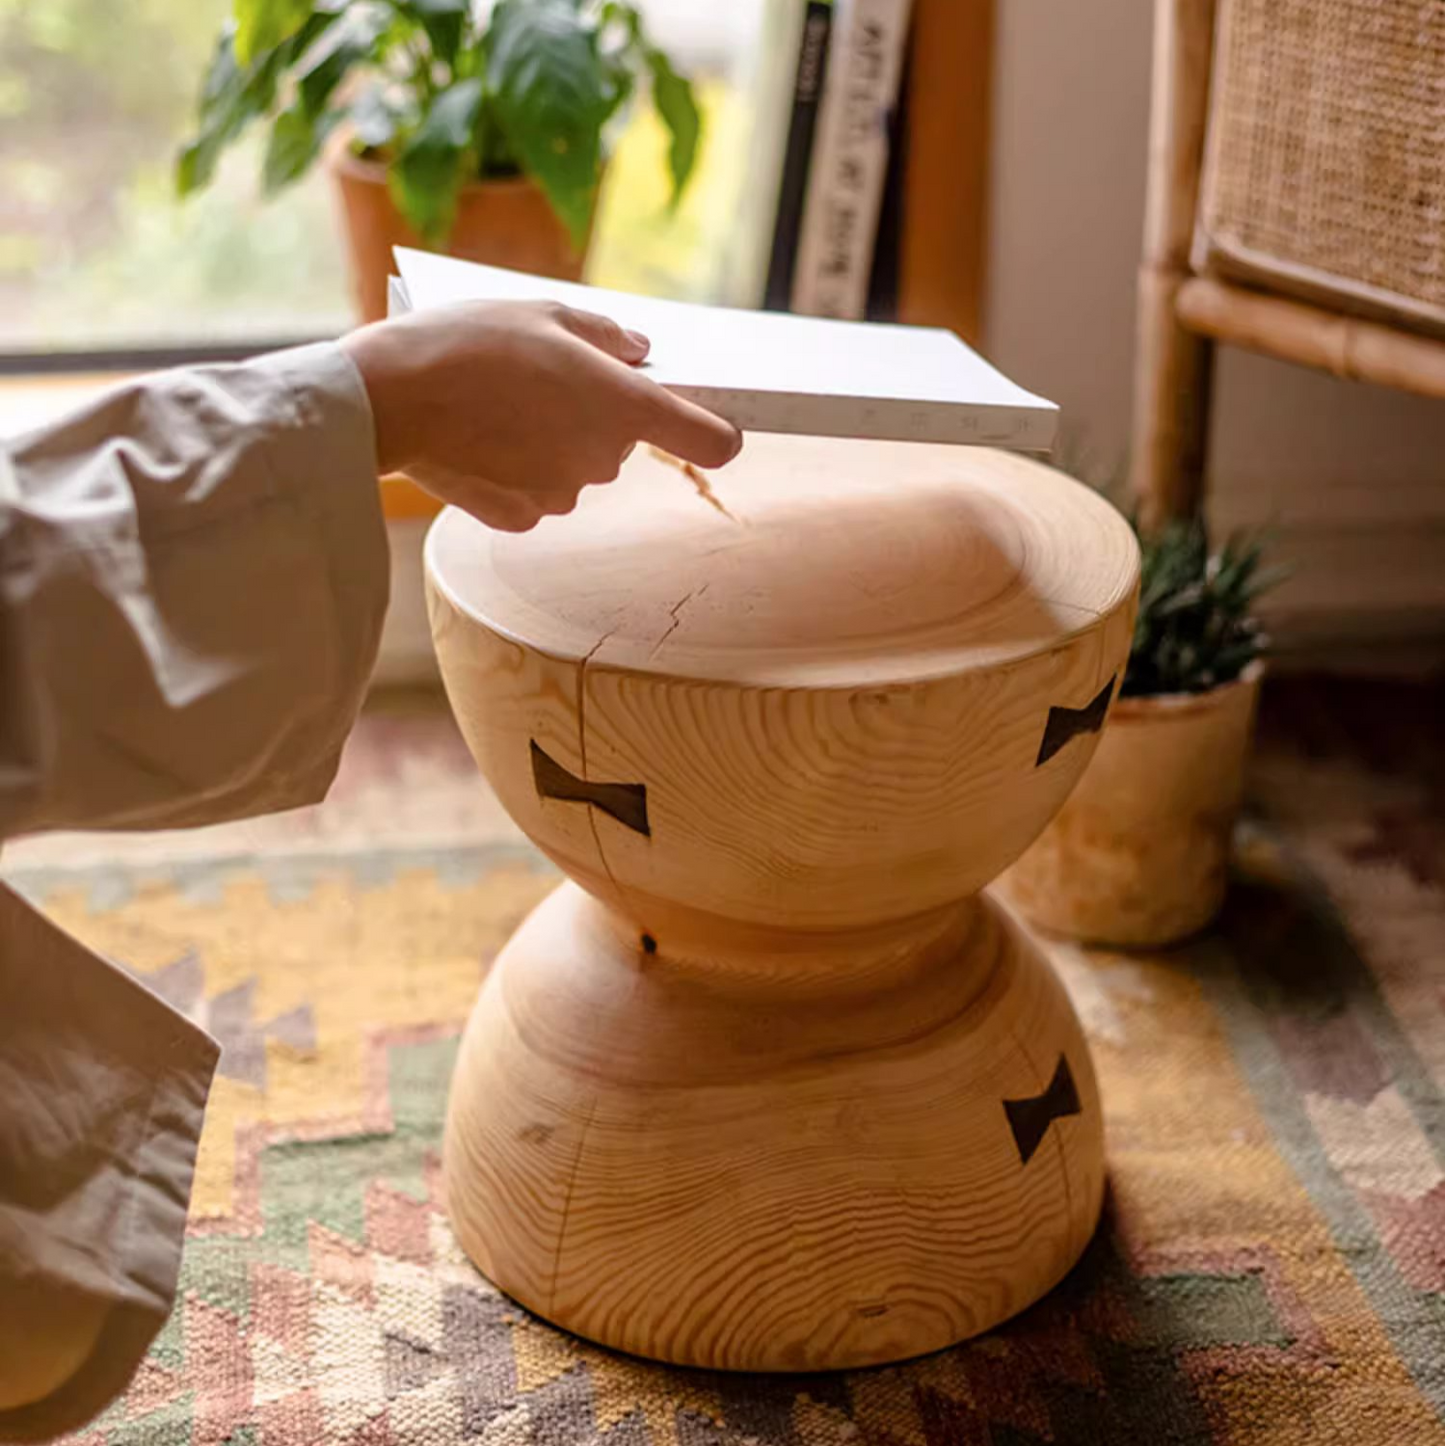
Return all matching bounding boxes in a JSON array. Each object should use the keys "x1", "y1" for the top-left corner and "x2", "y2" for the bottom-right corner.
[
  {"x1": 997, "y1": 664, "x2": 1263, "y2": 948},
  {"x1": 327, "y1": 141, "x2": 591, "y2": 324}
]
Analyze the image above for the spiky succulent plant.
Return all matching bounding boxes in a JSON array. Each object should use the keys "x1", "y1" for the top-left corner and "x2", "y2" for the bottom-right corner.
[{"x1": 1122, "y1": 517, "x2": 1284, "y2": 698}]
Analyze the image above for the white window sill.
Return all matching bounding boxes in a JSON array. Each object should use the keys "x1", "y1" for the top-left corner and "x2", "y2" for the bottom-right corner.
[{"x1": 0, "y1": 373, "x2": 129, "y2": 439}]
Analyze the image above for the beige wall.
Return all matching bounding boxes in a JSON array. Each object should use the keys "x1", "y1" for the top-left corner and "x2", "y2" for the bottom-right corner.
[{"x1": 984, "y1": 0, "x2": 1445, "y2": 653}]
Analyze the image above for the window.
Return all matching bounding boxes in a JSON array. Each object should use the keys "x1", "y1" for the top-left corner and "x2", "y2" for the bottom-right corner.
[
  {"x1": 0, "y1": 0, "x2": 349, "y2": 359},
  {"x1": 0, "y1": 0, "x2": 768, "y2": 365}
]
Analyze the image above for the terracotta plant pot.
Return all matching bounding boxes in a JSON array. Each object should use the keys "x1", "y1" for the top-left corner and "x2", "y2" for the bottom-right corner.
[
  {"x1": 327, "y1": 141, "x2": 590, "y2": 325},
  {"x1": 997, "y1": 664, "x2": 1263, "y2": 948}
]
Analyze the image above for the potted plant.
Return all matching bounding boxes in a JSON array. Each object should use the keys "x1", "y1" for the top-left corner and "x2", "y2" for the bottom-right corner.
[
  {"x1": 999, "y1": 516, "x2": 1283, "y2": 948},
  {"x1": 177, "y1": 0, "x2": 701, "y2": 321}
]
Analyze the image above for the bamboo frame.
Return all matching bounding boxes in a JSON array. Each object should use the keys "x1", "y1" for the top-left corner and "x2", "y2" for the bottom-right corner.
[
  {"x1": 1131, "y1": 0, "x2": 1445, "y2": 525},
  {"x1": 1176, "y1": 278, "x2": 1445, "y2": 401},
  {"x1": 1129, "y1": 0, "x2": 1218, "y2": 526}
]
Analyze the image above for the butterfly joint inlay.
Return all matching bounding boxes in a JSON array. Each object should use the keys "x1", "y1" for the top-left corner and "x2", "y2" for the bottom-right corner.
[
  {"x1": 1035, "y1": 675, "x2": 1117, "y2": 766},
  {"x1": 531, "y1": 741, "x2": 651, "y2": 837},
  {"x1": 1003, "y1": 1054, "x2": 1081, "y2": 1164}
]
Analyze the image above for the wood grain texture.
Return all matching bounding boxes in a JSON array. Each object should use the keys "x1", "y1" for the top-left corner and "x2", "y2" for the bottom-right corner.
[
  {"x1": 427, "y1": 584, "x2": 621, "y2": 909},
  {"x1": 428, "y1": 434, "x2": 1138, "y2": 1369},
  {"x1": 427, "y1": 436, "x2": 1135, "y2": 683},
  {"x1": 445, "y1": 885, "x2": 1103, "y2": 1370},
  {"x1": 428, "y1": 438, "x2": 1137, "y2": 934}
]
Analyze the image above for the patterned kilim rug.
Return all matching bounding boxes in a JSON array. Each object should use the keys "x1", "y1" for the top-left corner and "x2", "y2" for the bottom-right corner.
[{"x1": 4, "y1": 685, "x2": 1444, "y2": 1446}]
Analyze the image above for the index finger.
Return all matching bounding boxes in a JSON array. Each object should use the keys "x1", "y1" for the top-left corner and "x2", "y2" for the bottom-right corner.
[{"x1": 628, "y1": 378, "x2": 743, "y2": 471}]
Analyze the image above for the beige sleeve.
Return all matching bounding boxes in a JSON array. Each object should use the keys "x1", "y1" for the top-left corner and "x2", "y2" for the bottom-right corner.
[
  {"x1": 0, "y1": 883, "x2": 219, "y2": 1442},
  {"x1": 0, "y1": 342, "x2": 388, "y2": 838}
]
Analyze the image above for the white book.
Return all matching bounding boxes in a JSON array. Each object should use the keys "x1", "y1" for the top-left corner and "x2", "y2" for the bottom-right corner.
[
  {"x1": 386, "y1": 274, "x2": 409, "y2": 319},
  {"x1": 389, "y1": 248, "x2": 1058, "y2": 451},
  {"x1": 790, "y1": 0, "x2": 914, "y2": 320}
]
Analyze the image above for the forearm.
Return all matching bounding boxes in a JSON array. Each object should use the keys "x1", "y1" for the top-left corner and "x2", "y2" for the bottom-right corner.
[{"x1": 0, "y1": 342, "x2": 387, "y2": 838}]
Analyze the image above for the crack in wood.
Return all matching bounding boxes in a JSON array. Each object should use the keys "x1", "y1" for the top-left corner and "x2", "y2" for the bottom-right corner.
[{"x1": 648, "y1": 583, "x2": 710, "y2": 660}]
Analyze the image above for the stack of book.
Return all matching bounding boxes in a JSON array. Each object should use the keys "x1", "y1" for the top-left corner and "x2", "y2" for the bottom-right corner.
[{"x1": 759, "y1": 0, "x2": 916, "y2": 321}]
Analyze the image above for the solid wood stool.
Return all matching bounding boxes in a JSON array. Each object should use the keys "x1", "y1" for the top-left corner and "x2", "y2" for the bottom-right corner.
[{"x1": 425, "y1": 435, "x2": 1139, "y2": 1371}]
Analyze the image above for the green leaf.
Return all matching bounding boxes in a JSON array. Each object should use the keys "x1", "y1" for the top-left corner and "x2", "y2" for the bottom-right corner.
[
  {"x1": 176, "y1": 138, "x2": 214, "y2": 198},
  {"x1": 199, "y1": 25, "x2": 245, "y2": 112},
  {"x1": 487, "y1": 0, "x2": 608, "y2": 245},
  {"x1": 601, "y1": 55, "x2": 636, "y2": 114},
  {"x1": 389, "y1": 76, "x2": 485, "y2": 243},
  {"x1": 646, "y1": 47, "x2": 699, "y2": 204},
  {"x1": 595, "y1": 3, "x2": 697, "y2": 199},
  {"x1": 350, "y1": 82, "x2": 406, "y2": 151},
  {"x1": 234, "y1": 0, "x2": 312, "y2": 67},
  {"x1": 598, "y1": 1, "x2": 643, "y2": 42},
  {"x1": 262, "y1": 103, "x2": 339, "y2": 193},
  {"x1": 477, "y1": 95, "x2": 522, "y2": 174},
  {"x1": 1122, "y1": 514, "x2": 1283, "y2": 695},
  {"x1": 416, "y1": 73, "x2": 484, "y2": 147},
  {"x1": 404, "y1": 0, "x2": 470, "y2": 68},
  {"x1": 296, "y1": 5, "x2": 389, "y2": 116},
  {"x1": 177, "y1": 30, "x2": 245, "y2": 195},
  {"x1": 177, "y1": 13, "x2": 336, "y2": 196}
]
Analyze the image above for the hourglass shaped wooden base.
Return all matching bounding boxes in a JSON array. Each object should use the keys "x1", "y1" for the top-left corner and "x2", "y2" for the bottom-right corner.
[
  {"x1": 426, "y1": 435, "x2": 1139, "y2": 1372},
  {"x1": 445, "y1": 882, "x2": 1103, "y2": 1370}
]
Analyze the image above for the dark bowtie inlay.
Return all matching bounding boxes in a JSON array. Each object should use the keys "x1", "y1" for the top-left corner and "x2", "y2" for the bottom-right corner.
[
  {"x1": 1035, "y1": 675, "x2": 1117, "y2": 767},
  {"x1": 531, "y1": 741, "x2": 651, "y2": 837},
  {"x1": 1003, "y1": 1054, "x2": 1082, "y2": 1164}
]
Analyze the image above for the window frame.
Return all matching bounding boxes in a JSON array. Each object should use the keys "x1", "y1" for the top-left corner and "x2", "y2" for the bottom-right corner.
[{"x1": 0, "y1": 336, "x2": 337, "y2": 377}]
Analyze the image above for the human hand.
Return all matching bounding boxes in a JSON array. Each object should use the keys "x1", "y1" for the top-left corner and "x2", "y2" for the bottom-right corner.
[{"x1": 342, "y1": 300, "x2": 742, "y2": 531}]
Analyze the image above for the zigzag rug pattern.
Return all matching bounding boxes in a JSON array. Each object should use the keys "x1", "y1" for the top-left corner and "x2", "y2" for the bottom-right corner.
[{"x1": 4, "y1": 705, "x2": 1441, "y2": 1445}]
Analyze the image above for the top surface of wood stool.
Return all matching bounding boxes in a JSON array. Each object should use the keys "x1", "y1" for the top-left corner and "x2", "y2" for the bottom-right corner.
[{"x1": 426, "y1": 435, "x2": 1137, "y2": 690}]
